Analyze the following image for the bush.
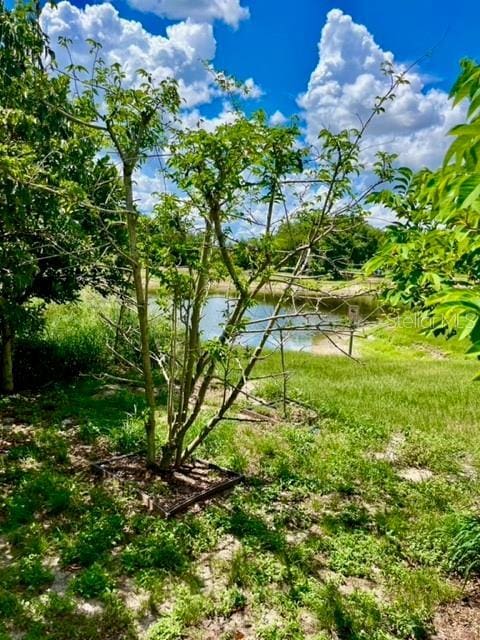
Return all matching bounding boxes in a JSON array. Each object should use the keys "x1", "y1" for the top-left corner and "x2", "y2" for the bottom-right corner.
[
  {"x1": 449, "y1": 515, "x2": 480, "y2": 577},
  {"x1": 71, "y1": 564, "x2": 114, "y2": 599}
]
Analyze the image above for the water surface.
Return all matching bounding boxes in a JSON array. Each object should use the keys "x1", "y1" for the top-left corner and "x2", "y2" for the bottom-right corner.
[{"x1": 199, "y1": 295, "x2": 349, "y2": 352}]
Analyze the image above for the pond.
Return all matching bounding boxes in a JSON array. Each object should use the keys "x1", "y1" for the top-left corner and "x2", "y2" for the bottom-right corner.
[
  {"x1": 150, "y1": 292, "x2": 377, "y2": 354},
  {"x1": 197, "y1": 294, "x2": 376, "y2": 353}
]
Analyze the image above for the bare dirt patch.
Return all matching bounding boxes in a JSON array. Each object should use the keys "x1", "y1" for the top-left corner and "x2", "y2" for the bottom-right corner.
[
  {"x1": 433, "y1": 583, "x2": 480, "y2": 640},
  {"x1": 373, "y1": 432, "x2": 406, "y2": 463},
  {"x1": 397, "y1": 467, "x2": 434, "y2": 483},
  {"x1": 311, "y1": 330, "x2": 361, "y2": 357}
]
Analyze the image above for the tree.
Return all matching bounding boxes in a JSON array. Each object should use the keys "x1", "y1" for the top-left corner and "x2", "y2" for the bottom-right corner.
[
  {"x1": 150, "y1": 113, "x2": 304, "y2": 468},
  {"x1": 146, "y1": 82, "x2": 404, "y2": 469},
  {"x1": 62, "y1": 42, "x2": 181, "y2": 466},
  {"x1": 0, "y1": 1, "x2": 124, "y2": 393},
  {"x1": 58, "y1": 37, "x2": 407, "y2": 470},
  {"x1": 366, "y1": 59, "x2": 480, "y2": 357},
  {"x1": 271, "y1": 213, "x2": 383, "y2": 279}
]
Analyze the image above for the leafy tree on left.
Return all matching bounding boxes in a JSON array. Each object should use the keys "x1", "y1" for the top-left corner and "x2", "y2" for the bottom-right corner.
[{"x1": 0, "y1": 1, "x2": 125, "y2": 393}]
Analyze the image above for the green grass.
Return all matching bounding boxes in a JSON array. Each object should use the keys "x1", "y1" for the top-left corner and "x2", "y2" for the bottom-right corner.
[
  {"x1": 13, "y1": 289, "x2": 170, "y2": 390},
  {"x1": 1, "y1": 313, "x2": 480, "y2": 638}
]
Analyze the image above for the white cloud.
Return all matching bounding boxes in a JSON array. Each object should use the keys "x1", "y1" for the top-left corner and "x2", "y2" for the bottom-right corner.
[
  {"x1": 40, "y1": 2, "x2": 261, "y2": 215},
  {"x1": 42, "y1": 2, "x2": 260, "y2": 109},
  {"x1": 41, "y1": 2, "x2": 217, "y2": 108},
  {"x1": 367, "y1": 203, "x2": 397, "y2": 229},
  {"x1": 126, "y1": 0, "x2": 249, "y2": 28},
  {"x1": 181, "y1": 101, "x2": 241, "y2": 132},
  {"x1": 269, "y1": 110, "x2": 287, "y2": 126},
  {"x1": 243, "y1": 77, "x2": 263, "y2": 99},
  {"x1": 299, "y1": 9, "x2": 466, "y2": 170}
]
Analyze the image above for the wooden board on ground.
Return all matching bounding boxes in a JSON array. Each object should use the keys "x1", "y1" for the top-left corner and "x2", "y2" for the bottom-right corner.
[{"x1": 92, "y1": 453, "x2": 244, "y2": 518}]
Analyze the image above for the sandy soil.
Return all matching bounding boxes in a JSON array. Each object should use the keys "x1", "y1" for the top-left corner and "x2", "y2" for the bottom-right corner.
[{"x1": 433, "y1": 583, "x2": 480, "y2": 640}]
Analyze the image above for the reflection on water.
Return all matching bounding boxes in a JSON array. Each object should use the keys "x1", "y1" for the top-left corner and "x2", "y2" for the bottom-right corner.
[
  {"x1": 149, "y1": 293, "x2": 377, "y2": 353},
  {"x1": 200, "y1": 295, "x2": 349, "y2": 352}
]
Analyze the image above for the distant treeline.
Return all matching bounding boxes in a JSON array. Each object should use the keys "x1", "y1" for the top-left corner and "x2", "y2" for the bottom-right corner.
[{"x1": 234, "y1": 214, "x2": 383, "y2": 279}]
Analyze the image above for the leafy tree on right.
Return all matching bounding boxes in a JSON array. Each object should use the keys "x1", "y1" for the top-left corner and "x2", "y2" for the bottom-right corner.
[{"x1": 366, "y1": 59, "x2": 480, "y2": 362}]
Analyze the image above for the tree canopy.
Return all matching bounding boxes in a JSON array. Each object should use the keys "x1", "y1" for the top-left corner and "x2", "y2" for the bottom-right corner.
[
  {"x1": 0, "y1": 1, "x2": 125, "y2": 392},
  {"x1": 366, "y1": 58, "x2": 480, "y2": 359}
]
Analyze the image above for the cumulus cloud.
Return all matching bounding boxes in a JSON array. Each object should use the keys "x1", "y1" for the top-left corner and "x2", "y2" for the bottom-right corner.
[
  {"x1": 40, "y1": 2, "x2": 261, "y2": 214},
  {"x1": 243, "y1": 77, "x2": 263, "y2": 99},
  {"x1": 42, "y1": 2, "x2": 260, "y2": 109},
  {"x1": 41, "y1": 1, "x2": 217, "y2": 108},
  {"x1": 126, "y1": 0, "x2": 249, "y2": 28},
  {"x1": 299, "y1": 9, "x2": 465, "y2": 170},
  {"x1": 269, "y1": 110, "x2": 287, "y2": 126}
]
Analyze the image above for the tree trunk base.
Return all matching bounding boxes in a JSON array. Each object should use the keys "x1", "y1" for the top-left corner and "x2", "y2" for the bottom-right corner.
[
  {"x1": 1, "y1": 318, "x2": 14, "y2": 395},
  {"x1": 92, "y1": 452, "x2": 244, "y2": 518}
]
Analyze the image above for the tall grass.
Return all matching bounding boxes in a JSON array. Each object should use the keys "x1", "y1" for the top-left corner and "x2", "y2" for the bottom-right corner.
[
  {"x1": 14, "y1": 289, "x2": 171, "y2": 389},
  {"x1": 15, "y1": 291, "x2": 119, "y2": 388}
]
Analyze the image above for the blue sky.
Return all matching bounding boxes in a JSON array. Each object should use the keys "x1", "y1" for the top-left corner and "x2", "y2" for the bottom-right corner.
[
  {"x1": 60, "y1": 0, "x2": 480, "y2": 119},
  {"x1": 191, "y1": 0, "x2": 480, "y2": 117},
  {"x1": 36, "y1": 0, "x2": 480, "y2": 217}
]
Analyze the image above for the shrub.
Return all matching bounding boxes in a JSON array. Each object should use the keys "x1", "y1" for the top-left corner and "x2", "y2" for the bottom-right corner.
[
  {"x1": 217, "y1": 587, "x2": 247, "y2": 616},
  {"x1": 71, "y1": 564, "x2": 114, "y2": 599},
  {"x1": 449, "y1": 515, "x2": 480, "y2": 577}
]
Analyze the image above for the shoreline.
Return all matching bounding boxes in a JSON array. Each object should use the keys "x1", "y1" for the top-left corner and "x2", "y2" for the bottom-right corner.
[{"x1": 149, "y1": 275, "x2": 382, "y2": 304}]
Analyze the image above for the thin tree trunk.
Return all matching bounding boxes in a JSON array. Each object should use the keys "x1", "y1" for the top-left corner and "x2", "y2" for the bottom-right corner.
[
  {"x1": 279, "y1": 327, "x2": 288, "y2": 419},
  {"x1": 1, "y1": 317, "x2": 14, "y2": 394},
  {"x1": 180, "y1": 245, "x2": 313, "y2": 463},
  {"x1": 113, "y1": 299, "x2": 127, "y2": 361},
  {"x1": 123, "y1": 166, "x2": 157, "y2": 466}
]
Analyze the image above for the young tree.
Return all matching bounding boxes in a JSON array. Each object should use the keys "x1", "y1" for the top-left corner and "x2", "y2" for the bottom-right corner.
[
  {"x1": 57, "y1": 40, "x2": 407, "y2": 470},
  {"x1": 0, "y1": 1, "x2": 124, "y2": 393},
  {"x1": 64, "y1": 46, "x2": 180, "y2": 465},
  {"x1": 147, "y1": 94, "x2": 401, "y2": 468},
  {"x1": 150, "y1": 113, "x2": 304, "y2": 468}
]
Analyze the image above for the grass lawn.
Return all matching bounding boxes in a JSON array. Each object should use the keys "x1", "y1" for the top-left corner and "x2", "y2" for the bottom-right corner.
[{"x1": 1, "y1": 318, "x2": 480, "y2": 639}]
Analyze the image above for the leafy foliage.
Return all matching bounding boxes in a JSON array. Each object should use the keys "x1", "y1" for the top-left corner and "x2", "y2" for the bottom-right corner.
[
  {"x1": 243, "y1": 213, "x2": 384, "y2": 279},
  {"x1": 367, "y1": 60, "x2": 480, "y2": 358},
  {"x1": 449, "y1": 515, "x2": 480, "y2": 577},
  {"x1": 0, "y1": 2, "x2": 125, "y2": 392}
]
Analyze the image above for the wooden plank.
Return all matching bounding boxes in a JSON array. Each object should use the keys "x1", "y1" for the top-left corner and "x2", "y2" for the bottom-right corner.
[
  {"x1": 164, "y1": 475, "x2": 244, "y2": 518},
  {"x1": 90, "y1": 455, "x2": 244, "y2": 519}
]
